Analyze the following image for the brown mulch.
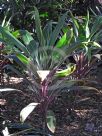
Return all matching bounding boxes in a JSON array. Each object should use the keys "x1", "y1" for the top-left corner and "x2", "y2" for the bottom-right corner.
[{"x1": 0, "y1": 66, "x2": 102, "y2": 136}]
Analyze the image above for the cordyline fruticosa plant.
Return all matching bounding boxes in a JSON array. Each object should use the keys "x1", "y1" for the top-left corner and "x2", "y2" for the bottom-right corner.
[
  {"x1": 0, "y1": 7, "x2": 101, "y2": 134},
  {"x1": 71, "y1": 52, "x2": 99, "y2": 80}
]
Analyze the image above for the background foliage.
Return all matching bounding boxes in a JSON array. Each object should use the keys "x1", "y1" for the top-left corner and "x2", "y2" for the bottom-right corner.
[{"x1": 0, "y1": 0, "x2": 102, "y2": 32}]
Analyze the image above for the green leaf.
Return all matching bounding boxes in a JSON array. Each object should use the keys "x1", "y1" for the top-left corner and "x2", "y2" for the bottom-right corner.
[
  {"x1": 92, "y1": 30, "x2": 102, "y2": 41},
  {"x1": 82, "y1": 41, "x2": 101, "y2": 48},
  {"x1": 34, "y1": 6, "x2": 45, "y2": 47},
  {"x1": 85, "y1": 11, "x2": 90, "y2": 38},
  {"x1": 83, "y1": 45, "x2": 91, "y2": 61},
  {"x1": 92, "y1": 41, "x2": 101, "y2": 48},
  {"x1": 56, "y1": 32, "x2": 67, "y2": 48},
  {"x1": 49, "y1": 12, "x2": 68, "y2": 46},
  {"x1": 12, "y1": 30, "x2": 20, "y2": 38},
  {"x1": 87, "y1": 48, "x2": 92, "y2": 61},
  {"x1": 20, "y1": 103, "x2": 39, "y2": 123},
  {"x1": 46, "y1": 110, "x2": 56, "y2": 133},
  {"x1": 91, "y1": 16, "x2": 102, "y2": 33},
  {"x1": 40, "y1": 12, "x2": 48, "y2": 18},
  {"x1": 66, "y1": 28, "x2": 74, "y2": 45},
  {"x1": 0, "y1": 26, "x2": 29, "y2": 55},
  {"x1": 19, "y1": 30, "x2": 34, "y2": 45},
  {"x1": 90, "y1": 16, "x2": 102, "y2": 39},
  {"x1": 70, "y1": 12, "x2": 79, "y2": 38},
  {"x1": 70, "y1": 12, "x2": 79, "y2": 29},
  {"x1": 56, "y1": 63, "x2": 76, "y2": 77},
  {"x1": 43, "y1": 21, "x2": 52, "y2": 45},
  {"x1": 56, "y1": 27, "x2": 74, "y2": 48},
  {"x1": 27, "y1": 40, "x2": 38, "y2": 59},
  {"x1": 16, "y1": 53, "x2": 30, "y2": 65}
]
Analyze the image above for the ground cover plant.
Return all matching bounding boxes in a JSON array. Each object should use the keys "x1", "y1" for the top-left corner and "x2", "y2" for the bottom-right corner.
[{"x1": 0, "y1": 5, "x2": 102, "y2": 136}]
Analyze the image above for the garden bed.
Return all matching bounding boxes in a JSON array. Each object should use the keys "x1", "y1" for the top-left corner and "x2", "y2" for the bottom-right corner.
[{"x1": 0, "y1": 65, "x2": 102, "y2": 136}]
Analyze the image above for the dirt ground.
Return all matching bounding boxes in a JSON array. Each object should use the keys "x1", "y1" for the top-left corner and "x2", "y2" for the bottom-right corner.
[{"x1": 0, "y1": 64, "x2": 102, "y2": 136}]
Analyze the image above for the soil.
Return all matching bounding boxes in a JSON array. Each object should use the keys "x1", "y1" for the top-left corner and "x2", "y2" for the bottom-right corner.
[{"x1": 0, "y1": 64, "x2": 102, "y2": 136}]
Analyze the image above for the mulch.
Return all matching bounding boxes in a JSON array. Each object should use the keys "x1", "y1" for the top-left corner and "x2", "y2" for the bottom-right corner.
[{"x1": 0, "y1": 66, "x2": 102, "y2": 136}]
